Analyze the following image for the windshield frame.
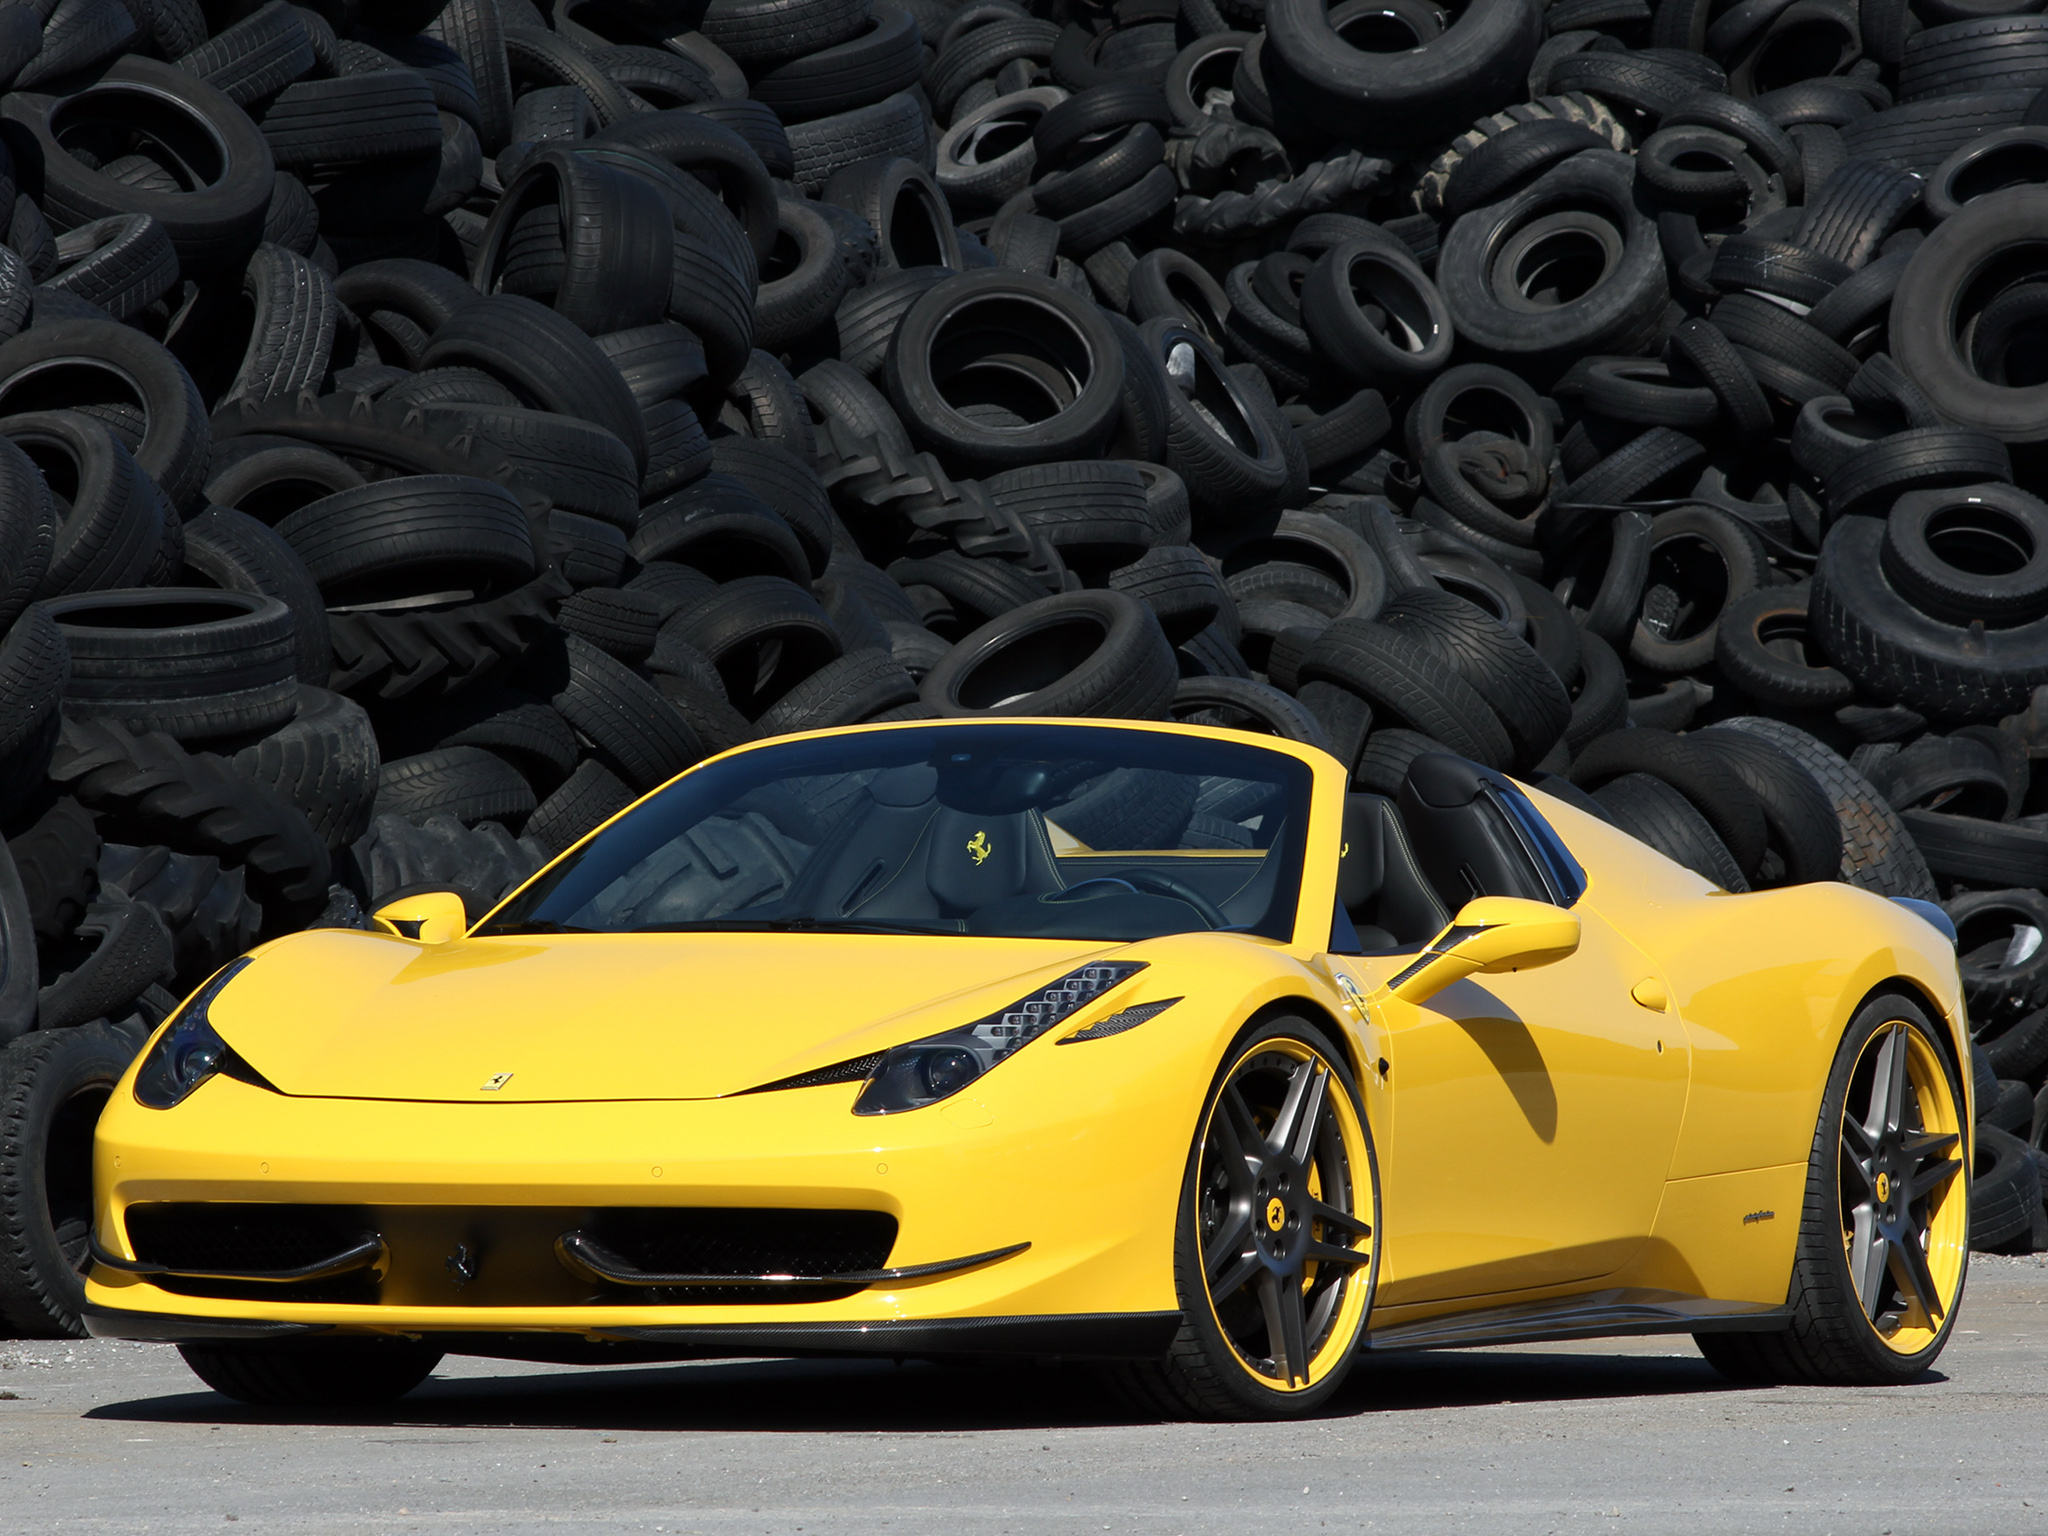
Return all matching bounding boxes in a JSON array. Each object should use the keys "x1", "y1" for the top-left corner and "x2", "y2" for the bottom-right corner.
[{"x1": 474, "y1": 718, "x2": 1328, "y2": 946}]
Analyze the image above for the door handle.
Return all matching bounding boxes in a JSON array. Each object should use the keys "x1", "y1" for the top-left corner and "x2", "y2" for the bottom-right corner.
[{"x1": 1630, "y1": 977, "x2": 1671, "y2": 1012}]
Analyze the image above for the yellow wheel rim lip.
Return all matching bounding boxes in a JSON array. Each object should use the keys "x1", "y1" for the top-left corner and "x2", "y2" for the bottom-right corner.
[
  {"x1": 1840, "y1": 1018, "x2": 1967, "y2": 1357},
  {"x1": 1195, "y1": 1035, "x2": 1378, "y2": 1393}
]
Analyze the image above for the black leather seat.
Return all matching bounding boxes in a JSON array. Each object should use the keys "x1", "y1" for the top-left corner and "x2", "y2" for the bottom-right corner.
[
  {"x1": 784, "y1": 764, "x2": 1066, "y2": 921},
  {"x1": 1336, "y1": 793, "x2": 1450, "y2": 950},
  {"x1": 1395, "y1": 753, "x2": 1560, "y2": 910}
]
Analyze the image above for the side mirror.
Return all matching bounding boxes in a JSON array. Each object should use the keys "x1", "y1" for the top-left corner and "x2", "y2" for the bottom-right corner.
[
  {"x1": 1377, "y1": 896, "x2": 1581, "y2": 1006},
  {"x1": 372, "y1": 890, "x2": 469, "y2": 944}
]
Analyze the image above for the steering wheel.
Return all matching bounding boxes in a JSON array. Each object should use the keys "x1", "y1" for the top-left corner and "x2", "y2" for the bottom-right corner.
[{"x1": 1117, "y1": 870, "x2": 1229, "y2": 929}]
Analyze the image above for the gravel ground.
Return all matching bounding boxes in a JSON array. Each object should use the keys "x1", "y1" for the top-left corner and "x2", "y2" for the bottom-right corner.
[{"x1": 3, "y1": 1256, "x2": 2045, "y2": 1536}]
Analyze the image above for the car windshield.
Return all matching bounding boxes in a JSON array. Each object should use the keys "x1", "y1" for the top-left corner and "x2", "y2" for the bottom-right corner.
[{"x1": 479, "y1": 723, "x2": 1314, "y2": 943}]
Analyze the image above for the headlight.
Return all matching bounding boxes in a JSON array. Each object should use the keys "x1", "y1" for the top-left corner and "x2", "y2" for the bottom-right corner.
[
  {"x1": 133, "y1": 959, "x2": 253, "y2": 1110},
  {"x1": 852, "y1": 962, "x2": 1146, "y2": 1115}
]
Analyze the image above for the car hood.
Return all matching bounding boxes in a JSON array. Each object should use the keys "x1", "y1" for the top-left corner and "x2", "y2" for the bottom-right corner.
[{"x1": 207, "y1": 929, "x2": 1126, "y2": 1102}]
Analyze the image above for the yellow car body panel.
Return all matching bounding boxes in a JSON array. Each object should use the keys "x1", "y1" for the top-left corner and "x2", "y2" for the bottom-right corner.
[{"x1": 84, "y1": 718, "x2": 1969, "y2": 1357}]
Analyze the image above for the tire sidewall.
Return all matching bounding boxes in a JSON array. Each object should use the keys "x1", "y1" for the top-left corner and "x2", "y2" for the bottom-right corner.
[
  {"x1": 1810, "y1": 993, "x2": 1971, "y2": 1377},
  {"x1": 1168, "y1": 1013, "x2": 1380, "y2": 1418}
]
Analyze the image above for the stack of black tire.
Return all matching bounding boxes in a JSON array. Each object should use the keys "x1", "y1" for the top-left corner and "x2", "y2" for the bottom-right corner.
[{"x1": 3, "y1": 0, "x2": 2048, "y2": 1340}]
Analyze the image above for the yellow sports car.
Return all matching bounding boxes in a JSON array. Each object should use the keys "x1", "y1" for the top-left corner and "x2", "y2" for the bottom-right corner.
[{"x1": 84, "y1": 718, "x2": 1972, "y2": 1419}]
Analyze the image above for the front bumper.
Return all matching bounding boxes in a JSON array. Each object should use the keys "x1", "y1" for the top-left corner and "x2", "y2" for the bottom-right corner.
[{"x1": 87, "y1": 1030, "x2": 1197, "y2": 1342}]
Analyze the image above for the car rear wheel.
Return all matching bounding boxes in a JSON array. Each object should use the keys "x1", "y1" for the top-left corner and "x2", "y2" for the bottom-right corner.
[
  {"x1": 1117, "y1": 1016, "x2": 1378, "y2": 1419},
  {"x1": 179, "y1": 1339, "x2": 445, "y2": 1408},
  {"x1": 1695, "y1": 993, "x2": 1969, "y2": 1385}
]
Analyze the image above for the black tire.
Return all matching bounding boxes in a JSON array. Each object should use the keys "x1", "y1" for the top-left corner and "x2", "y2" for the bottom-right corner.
[
  {"x1": 0, "y1": 612, "x2": 63, "y2": 835},
  {"x1": 1127, "y1": 249, "x2": 1231, "y2": 347},
  {"x1": 1109, "y1": 545, "x2": 1225, "y2": 645},
  {"x1": 935, "y1": 87, "x2": 1061, "y2": 214},
  {"x1": 1667, "y1": 315, "x2": 1774, "y2": 440},
  {"x1": 1629, "y1": 505, "x2": 1767, "y2": 676},
  {"x1": 95, "y1": 844, "x2": 260, "y2": 991},
  {"x1": 179, "y1": 505, "x2": 331, "y2": 686},
  {"x1": 749, "y1": 4, "x2": 923, "y2": 123},
  {"x1": 0, "y1": 320, "x2": 209, "y2": 511},
  {"x1": 5, "y1": 57, "x2": 276, "y2": 277},
  {"x1": 1138, "y1": 317, "x2": 1296, "y2": 525},
  {"x1": 835, "y1": 264, "x2": 953, "y2": 377},
  {"x1": 755, "y1": 194, "x2": 867, "y2": 348},
  {"x1": 1813, "y1": 516, "x2": 2048, "y2": 723},
  {"x1": 1903, "y1": 806, "x2": 2048, "y2": 888},
  {"x1": 231, "y1": 684, "x2": 380, "y2": 852},
  {"x1": 419, "y1": 293, "x2": 647, "y2": 468},
  {"x1": 983, "y1": 459, "x2": 1157, "y2": 574},
  {"x1": 698, "y1": 0, "x2": 869, "y2": 68},
  {"x1": 1111, "y1": 1015, "x2": 1377, "y2": 1420},
  {"x1": 426, "y1": 0, "x2": 514, "y2": 151},
  {"x1": 0, "y1": 436, "x2": 54, "y2": 635},
  {"x1": 178, "y1": 1338, "x2": 443, "y2": 1408},
  {"x1": 708, "y1": 437, "x2": 832, "y2": 575},
  {"x1": 1436, "y1": 151, "x2": 1668, "y2": 380},
  {"x1": 1692, "y1": 725, "x2": 1845, "y2": 887},
  {"x1": 543, "y1": 635, "x2": 705, "y2": 790},
  {"x1": 755, "y1": 647, "x2": 919, "y2": 733},
  {"x1": 375, "y1": 744, "x2": 536, "y2": 827},
  {"x1": 659, "y1": 575, "x2": 843, "y2": 718},
  {"x1": 1591, "y1": 770, "x2": 1750, "y2": 890},
  {"x1": 0, "y1": 1021, "x2": 134, "y2": 1337},
  {"x1": 1824, "y1": 428, "x2": 2013, "y2": 522},
  {"x1": 1300, "y1": 238, "x2": 1453, "y2": 391},
  {"x1": 521, "y1": 756, "x2": 637, "y2": 857},
  {"x1": 1375, "y1": 587, "x2": 1568, "y2": 772},
  {"x1": 597, "y1": 322, "x2": 708, "y2": 412},
  {"x1": 44, "y1": 215, "x2": 179, "y2": 323},
  {"x1": 1868, "y1": 733, "x2": 2014, "y2": 820},
  {"x1": 1296, "y1": 618, "x2": 1514, "y2": 769},
  {"x1": 1265, "y1": 0, "x2": 1538, "y2": 146},
  {"x1": 786, "y1": 90, "x2": 929, "y2": 195},
  {"x1": 631, "y1": 481, "x2": 810, "y2": 587},
  {"x1": 1718, "y1": 714, "x2": 1940, "y2": 900},
  {"x1": 1983, "y1": 1004, "x2": 2048, "y2": 1082},
  {"x1": 257, "y1": 67, "x2": 444, "y2": 168},
  {"x1": 885, "y1": 270, "x2": 1126, "y2": 472},
  {"x1": 1713, "y1": 584, "x2": 1854, "y2": 710},
  {"x1": 0, "y1": 412, "x2": 162, "y2": 601},
  {"x1": 43, "y1": 588, "x2": 298, "y2": 744},
  {"x1": 48, "y1": 716, "x2": 331, "y2": 920},
  {"x1": 276, "y1": 475, "x2": 536, "y2": 605},
  {"x1": 920, "y1": 589, "x2": 1178, "y2": 719},
  {"x1": 7, "y1": 795, "x2": 100, "y2": 960},
  {"x1": 416, "y1": 403, "x2": 639, "y2": 530},
  {"x1": 1170, "y1": 675, "x2": 1331, "y2": 750},
  {"x1": 1571, "y1": 727, "x2": 1769, "y2": 877},
  {"x1": 474, "y1": 146, "x2": 677, "y2": 338},
  {"x1": 1881, "y1": 482, "x2": 2048, "y2": 627},
  {"x1": 1696, "y1": 994, "x2": 1969, "y2": 1383},
  {"x1": 1947, "y1": 888, "x2": 2048, "y2": 1027},
  {"x1": 346, "y1": 809, "x2": 542, "y2": 913}
]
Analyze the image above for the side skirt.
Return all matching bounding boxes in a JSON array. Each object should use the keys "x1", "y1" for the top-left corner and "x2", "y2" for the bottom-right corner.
[{"x1": 1364, "y1": 1288, "x2": 1791, "y2": 1352}]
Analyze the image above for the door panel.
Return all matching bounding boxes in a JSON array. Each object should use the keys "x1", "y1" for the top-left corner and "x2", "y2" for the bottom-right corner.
[{"x1": 1337, "y1": 905, "x2": 1691, "y2": 1308}]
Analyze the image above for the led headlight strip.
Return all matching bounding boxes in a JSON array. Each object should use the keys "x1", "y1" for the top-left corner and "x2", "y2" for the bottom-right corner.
[{"x1": 744, "y1": 962, "x2": 1148, "y2": 1113}]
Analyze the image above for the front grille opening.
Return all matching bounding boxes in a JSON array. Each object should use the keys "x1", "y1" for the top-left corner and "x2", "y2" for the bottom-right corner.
[
  {"x1": 125, "y1": 1203, "x2": 380, "y2": 1304},
  {"x1": 587, "y1": 1207, "x2": 897, "y2": 1277},
  {"x1": 118, "y1": 1204, "x2": 900, "y2": 1308}
]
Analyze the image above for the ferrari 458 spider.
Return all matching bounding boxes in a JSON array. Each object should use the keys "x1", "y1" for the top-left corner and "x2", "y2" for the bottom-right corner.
[{"x1": 84, "y1": 718, "x2": 1972, "y2": 1418}]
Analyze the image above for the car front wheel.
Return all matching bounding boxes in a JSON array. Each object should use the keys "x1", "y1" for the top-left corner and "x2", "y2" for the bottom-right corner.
[{"x1": 1118, "y1": 1015, "x2": 1379, "y2": 1419}]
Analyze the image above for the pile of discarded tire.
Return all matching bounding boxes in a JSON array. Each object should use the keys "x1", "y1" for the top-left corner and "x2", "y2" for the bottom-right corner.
[{"x1": 7, "y1": 0, "x2": 2048, "y2": 1339}]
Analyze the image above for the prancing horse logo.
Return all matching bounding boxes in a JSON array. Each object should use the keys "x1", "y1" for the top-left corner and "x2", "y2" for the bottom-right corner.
[
  {"x1": 479, "y1": 1072, "x2": 513, "y2": 1092},
  {"x1": 966, "y1": 830, "x2": 991, "y2": 866}
]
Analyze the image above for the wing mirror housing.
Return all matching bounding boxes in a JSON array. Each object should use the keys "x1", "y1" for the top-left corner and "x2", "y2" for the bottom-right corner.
[
  {"x1": 1377, "y1": 896, "x2": 1581, "y2": 1006},
  {"x1": 371, "y1": 890, "x2": 469, "y2": 944}
]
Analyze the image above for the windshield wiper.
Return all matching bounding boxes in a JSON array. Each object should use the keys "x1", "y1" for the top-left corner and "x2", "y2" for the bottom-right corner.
[{"x1": 476, "y1": 919, "x2": 599, "y2": 935}]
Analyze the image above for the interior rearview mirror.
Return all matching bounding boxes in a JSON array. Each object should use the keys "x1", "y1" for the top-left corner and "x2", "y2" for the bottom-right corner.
[
  {"x1": 1377, "y1": 896, "x2": 1581, "y2": 1006},
  {"x1": 371, "y1": 890, "x2": 469, "y2": 945}
]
